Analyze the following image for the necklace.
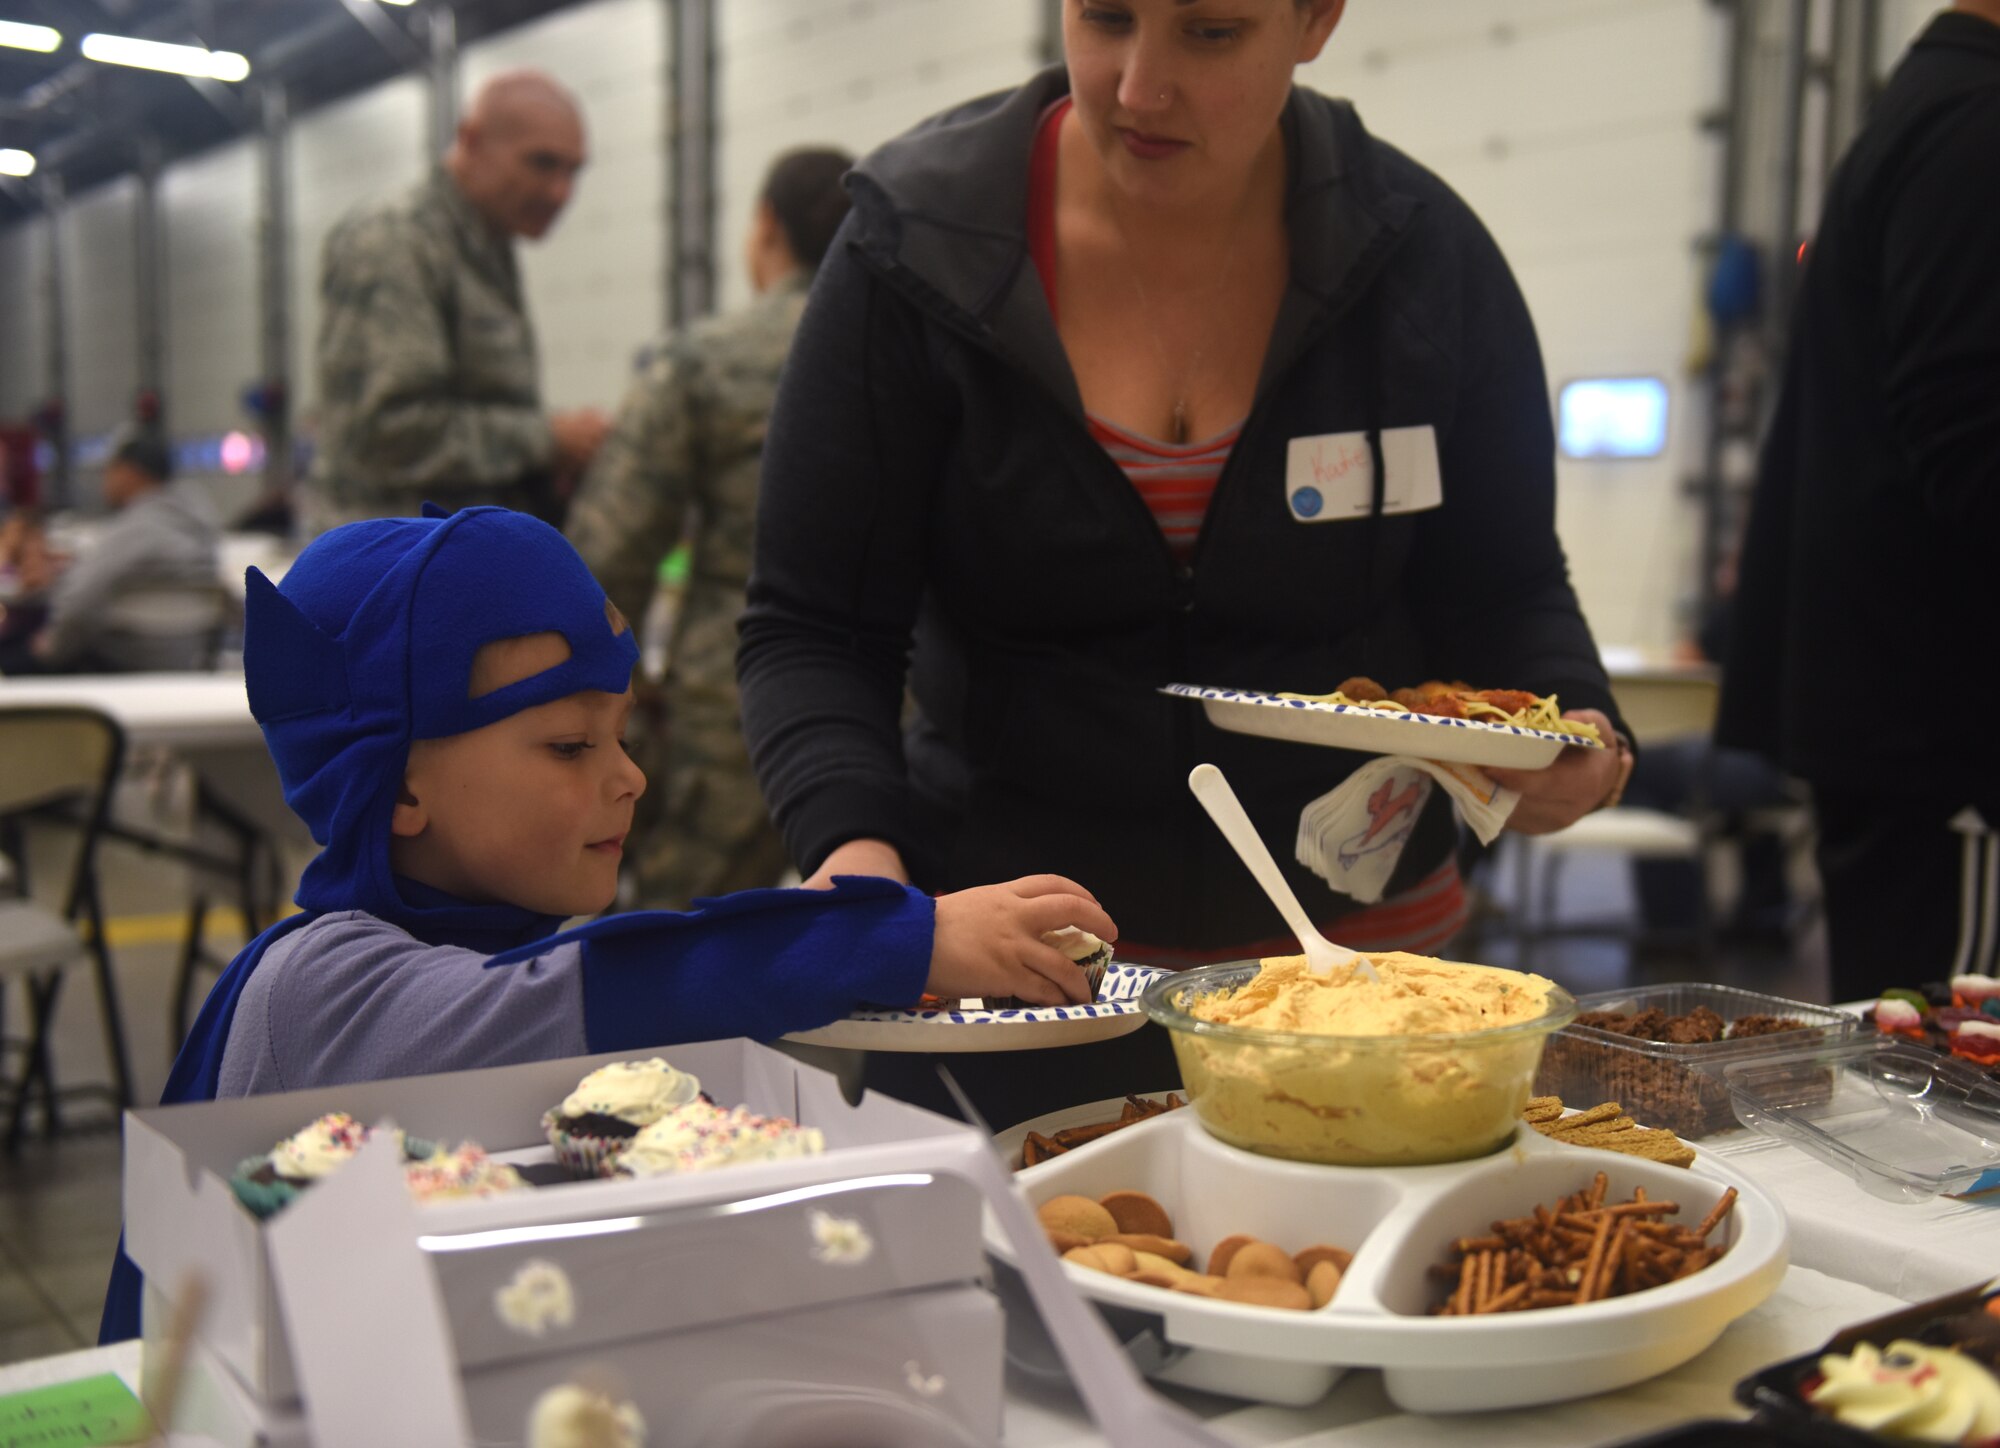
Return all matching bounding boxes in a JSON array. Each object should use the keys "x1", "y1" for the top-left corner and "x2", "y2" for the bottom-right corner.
[{"x1": 1105, "y1": 201, "x2": 1253, "y2": 445}]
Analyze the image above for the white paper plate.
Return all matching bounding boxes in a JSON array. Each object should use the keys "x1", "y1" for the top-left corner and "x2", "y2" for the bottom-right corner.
[
  {"x1": 782, "y1": 963, "x2": 1169, "y2": 1054},
  {"x1": 987, "y1": 1110, "x2": 1787, "y2": 1412},
  {"x1": 1162, "y1": 683, "x2": 1602, "y2": 769}
]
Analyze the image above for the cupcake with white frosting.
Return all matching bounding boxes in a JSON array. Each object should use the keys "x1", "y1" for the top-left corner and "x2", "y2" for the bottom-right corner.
[
  {"x1": 229, "y1": 1112, "x2": 433, "y2": 1218},
  {"x1": 404, "y1": 1142, "x2": 530, "y2": 1204},
  {"x1": 542, "y1": 1058, "x2": 704, "y2": 1177},
  {"x1": 614, "y1": 1100, "x2": 824, "y2": 1178}
]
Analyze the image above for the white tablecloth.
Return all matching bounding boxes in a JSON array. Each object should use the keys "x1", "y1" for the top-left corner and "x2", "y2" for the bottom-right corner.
[
  {"x1": 1703, "y1": 1124, "x2": 2000, "y2": 1301},
  {"x1": 0, "y1": 1267, "x2": 1909, "y2": 1447}
]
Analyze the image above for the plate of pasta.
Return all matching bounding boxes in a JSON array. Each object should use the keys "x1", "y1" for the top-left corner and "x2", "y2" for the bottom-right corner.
[
  {"x1": 782, "y1": 963, "x2": 1170, "y2": 1053},
  {"x1": 1162, "y1": 678, "x2": 1604, "y2": 769}
]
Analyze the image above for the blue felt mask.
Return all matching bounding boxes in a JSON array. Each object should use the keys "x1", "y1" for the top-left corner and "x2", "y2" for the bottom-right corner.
[{"x1": 243, "y1": 504, "x2": 639, "y2": 922}]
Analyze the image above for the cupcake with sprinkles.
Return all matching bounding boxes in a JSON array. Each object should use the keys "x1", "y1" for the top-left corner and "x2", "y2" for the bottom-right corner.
[
  {"x1": 615, "y1": 1100, "x2": 824, "y2": 1178},
  {"x1": 405, "y1": 1143, "x2": 530, "y2": 1204},
  {"x1": 229, "y1": 1112, "x2": 432, "y2": 1218},
  {"x1": 543, "y1": 1058, "x2": 704, "y2": 1177}
]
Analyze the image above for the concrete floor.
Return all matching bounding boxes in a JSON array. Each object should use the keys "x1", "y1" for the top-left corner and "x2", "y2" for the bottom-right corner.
[{"x1": 0, "y1": 814, "x2": 1828, "y2": 1368}]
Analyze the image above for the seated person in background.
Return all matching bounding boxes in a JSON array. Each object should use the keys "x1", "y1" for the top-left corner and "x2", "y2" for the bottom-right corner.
[
  {"x1": 99, "y1": 503, "x2": 1111, "y2": 1339},
  {"x1": 0, "y1": 506, "x2": 57, "y2": 651},
  {"x1": 1, "y1": 433, "x2": 221, "y2": 674}
]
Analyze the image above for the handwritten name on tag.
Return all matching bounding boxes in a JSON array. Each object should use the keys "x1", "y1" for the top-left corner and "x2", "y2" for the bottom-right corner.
[{"x1": 1284, "y1": 425, "x2": 1443, "y2": 523}]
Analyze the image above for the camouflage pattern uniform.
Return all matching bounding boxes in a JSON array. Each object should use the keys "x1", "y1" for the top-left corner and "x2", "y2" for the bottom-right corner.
[
  {"x1": 566, "y1": 275, "x2": 808, "y2": 908},
  {"x1": 309, "y1": 167, "x2": 555, "y2": 526}
]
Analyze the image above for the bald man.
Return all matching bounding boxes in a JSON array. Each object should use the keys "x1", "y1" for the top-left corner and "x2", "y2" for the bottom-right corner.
[{"x1": 307, "y1": 69, "x2": 610, "y2": 528}]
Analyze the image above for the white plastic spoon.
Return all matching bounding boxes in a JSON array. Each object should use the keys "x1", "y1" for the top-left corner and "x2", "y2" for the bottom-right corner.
[{"x1": 1188, "y1": 762, "x2": 1376, "y2": 981}]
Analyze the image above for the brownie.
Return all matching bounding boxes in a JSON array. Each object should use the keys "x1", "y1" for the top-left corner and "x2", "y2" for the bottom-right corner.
[{"x1": 1537, "y1": 1007, "x2": 1820, "y2": 1138}]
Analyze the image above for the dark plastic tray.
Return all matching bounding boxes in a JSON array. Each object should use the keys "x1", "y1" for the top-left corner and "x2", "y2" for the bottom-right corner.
[
  {"x1": 1599, "y1": 1420, "x2": 1827, "y2": 1447},
  {"x1": 1733, "y1": 1282, "x2": 2000, "y2": 1445}
]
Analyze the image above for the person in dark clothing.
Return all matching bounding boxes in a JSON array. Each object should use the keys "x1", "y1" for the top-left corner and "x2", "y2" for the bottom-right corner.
[
  {"x1": 1718, "y1": 3, "x2": 2000, "y2": 1002},
  {"x1": 739, "y1": 0, "x2": 1631, "y2": 1123}
]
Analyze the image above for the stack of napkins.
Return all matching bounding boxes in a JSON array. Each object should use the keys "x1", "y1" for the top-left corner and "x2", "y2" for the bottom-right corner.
[{"x1": 1296, "y1": 757, "x2": 1518, "y2": 903}]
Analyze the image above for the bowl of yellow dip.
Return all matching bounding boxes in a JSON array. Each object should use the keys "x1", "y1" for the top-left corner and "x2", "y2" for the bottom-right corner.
[{"x1": 1142, "y1": 955, "x2": 1575, "y2": 1166}]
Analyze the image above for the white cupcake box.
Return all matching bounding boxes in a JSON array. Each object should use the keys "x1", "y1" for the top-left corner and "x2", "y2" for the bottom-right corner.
[
  {"x1": 988, "y1": 1108, "x2": 1790, "y2": 1412},
  {"x1": 124, "y1": 1040, "x2": 994, "y2": 1413}
]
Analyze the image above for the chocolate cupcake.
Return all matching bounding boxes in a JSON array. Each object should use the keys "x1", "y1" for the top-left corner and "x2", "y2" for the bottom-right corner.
[
  {"x1": 542, "y1": 1057, "x2": 703, "y2": 1177},
  {"x1": 229, "y1": 1113, "x2": 433, "y2": 1218},
  {"x1": 984, "y1": 928, "x2": 1113, "y2": 1012}
]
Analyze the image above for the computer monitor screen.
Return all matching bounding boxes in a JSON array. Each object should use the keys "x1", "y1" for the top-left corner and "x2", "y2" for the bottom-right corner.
[{"x1": 1558, "y1": 376, "x2": 1669, "y2": 460}]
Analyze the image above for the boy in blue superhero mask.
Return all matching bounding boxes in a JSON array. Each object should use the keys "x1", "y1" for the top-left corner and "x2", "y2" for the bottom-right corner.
[{"x1": 101, "y1": 505, "x2": 1110, "y2": 1340}]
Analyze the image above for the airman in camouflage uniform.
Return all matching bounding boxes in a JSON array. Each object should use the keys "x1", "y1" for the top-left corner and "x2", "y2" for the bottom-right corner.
[
  {"x1": 308, "y1": 72, "x2": 607, "y2": 527},
  {"x1": 568, "y1": 277, "x2": 807, "y2": 907},
  {"x1": 567, "y1": 147, "x2": 853, "y2": 909}
]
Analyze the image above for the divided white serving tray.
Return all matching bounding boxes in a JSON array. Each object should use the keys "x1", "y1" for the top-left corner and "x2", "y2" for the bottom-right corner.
[{"x1": 986, "y1": 1109, "x2": 1789, "y2": 1413}]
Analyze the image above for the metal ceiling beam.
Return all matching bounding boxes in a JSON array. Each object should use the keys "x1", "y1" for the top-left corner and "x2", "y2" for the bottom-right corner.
[
  {"x1": 31, "y1": 7, "x2": 361, "y2": 176},
  {"x1": 336, "y1": 0, "x2": 428, "y2": 72}
]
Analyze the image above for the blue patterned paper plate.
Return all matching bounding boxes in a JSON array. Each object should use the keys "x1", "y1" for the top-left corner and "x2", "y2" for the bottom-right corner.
[
  {"x1": 782, "y1": 963, "x2": 1168, "y2": 1053},
  {"x1": 1161, "y1": 682, "x2": 1602, "y2": 770}
]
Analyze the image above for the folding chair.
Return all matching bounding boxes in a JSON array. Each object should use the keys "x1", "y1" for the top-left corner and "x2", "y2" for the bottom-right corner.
[
  {"x1": 0, "y1": 705, "x2": 133, "y2": 1147},
  {"x1": 96, "y1": 579, "x2": 236, "y2": 671}
]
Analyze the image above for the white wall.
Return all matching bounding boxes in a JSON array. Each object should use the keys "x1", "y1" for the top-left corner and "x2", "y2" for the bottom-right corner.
[
  {"x1": 463, "y1": 0, "x2": 669, "y2": 409},
  {"x1": 290, "y1": 74, "x2": 428, "y2": 426},
  {"x1": 63, "y1": 176, "x2": 140, "y2": 442},
  {"x1": 1304, "y1": 0, "x2": 1723, "y2": 650},
  {"x1": 159, "y1": 139, "x2": 260, "y2": 440},
  {"x1": 714, "y1": 0, "x2": 1044, "y2": 313}
]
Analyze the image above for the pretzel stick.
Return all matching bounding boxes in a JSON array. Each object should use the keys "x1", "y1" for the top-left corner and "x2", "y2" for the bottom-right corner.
[
  {"x1": 1694, "y1": 1187, "x2": 1739, "y2": 1241},
  {"x1": 1575, "y1": 1215, "x2": 1612, "y2": 1302}
]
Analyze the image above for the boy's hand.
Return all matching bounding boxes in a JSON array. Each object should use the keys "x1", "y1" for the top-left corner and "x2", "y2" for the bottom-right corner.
[{"x1": 927, "y1": 875, "x2": 1117, "y2": 1008}]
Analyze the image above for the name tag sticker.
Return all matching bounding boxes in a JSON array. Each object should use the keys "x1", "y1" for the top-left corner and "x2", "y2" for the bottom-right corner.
[{"x1": 1284, "y1": 425, "x2": 1443, "y2": 523}]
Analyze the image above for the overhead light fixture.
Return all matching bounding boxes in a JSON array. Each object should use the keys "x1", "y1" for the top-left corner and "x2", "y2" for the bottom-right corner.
[
  {"x1": 80, "y1": 33, "x2": 251, "y2": 82},
  {"x1": 373, "y1": 0, "x2": 418, "y2": 6},
  {"x1": 0, "y1": 20, "x2": 61, "y2": 52},
  {"x1": 0, "y1": 148, "x2": 37, "y2": 178}
]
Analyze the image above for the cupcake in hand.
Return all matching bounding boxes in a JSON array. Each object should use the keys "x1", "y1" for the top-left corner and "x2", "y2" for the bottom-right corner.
[
  {"x1": 983, "y1": 928, "x2": 1112, "y2": 1012},
  {"x1": 542, "y1": 1058, "x2": 703, "y2": 1178}
]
